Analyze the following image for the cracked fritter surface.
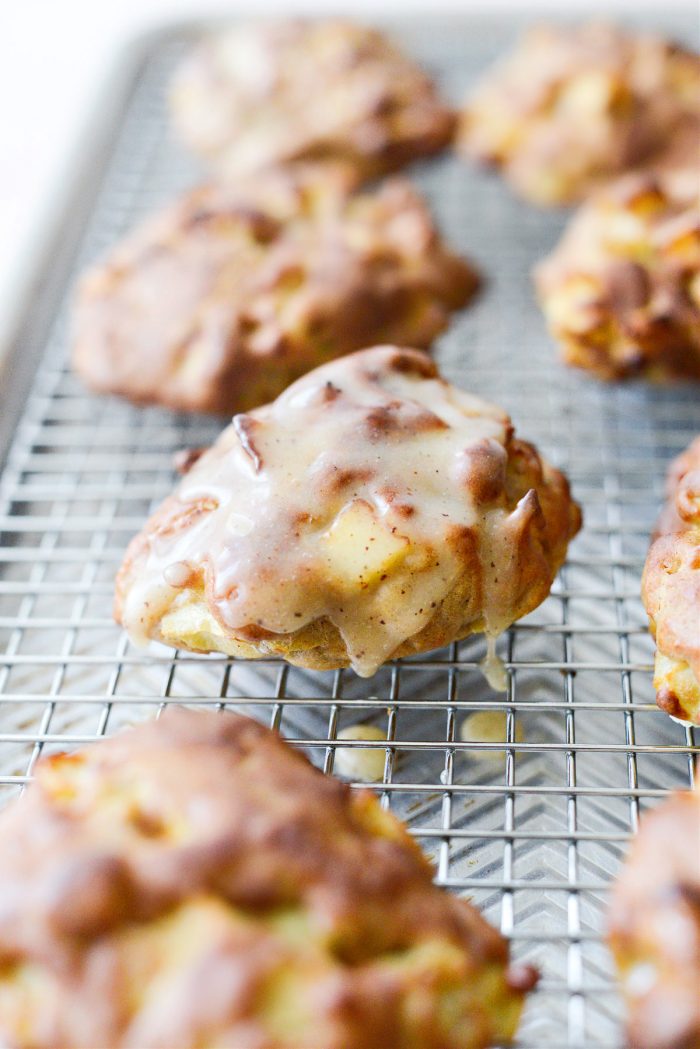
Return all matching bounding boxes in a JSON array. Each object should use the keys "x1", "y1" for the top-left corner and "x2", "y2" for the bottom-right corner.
[
  {"x1": 0, "y1": 708, "x2": 536, "y2": 1049},
  {"x1": 170, "y1": 20, "x2": 455, "y2": 181},
  {"x1": 72, "y1": 165, "x2": 477, "y2": 415},
  {"x1": 642, "y1": 436, "x2": 700, "y2": 724},
  {"x1": 115, "y1": 346, "x2": 581, "y2": 678},
  {"x1": 457, "y1": 22, "x2": 700, "y2": 206},
  {"x1": 535, "y1": 125, "x2": 700, "y2": 381},
  {"x1": 608, "y1": 787, "x2": 700, "y2": 1049}
]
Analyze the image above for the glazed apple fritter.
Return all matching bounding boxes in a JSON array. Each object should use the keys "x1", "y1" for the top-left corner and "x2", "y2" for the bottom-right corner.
[
  {"x1": 609, "y1": 785, "x2": 700, "y2": 1049},
  {"x1": 115, "y1": 346, "x2": 581, "y2": 678},
  {"x1": 642, "y1": 436, "x2": 700, "y2": 724},
  {"x1": 457, "y1": 22, "x2": 700, "y2": 206},
  {"x1": 0, "y1": 708, "x2": 537, "y2": 1049},
  {"x1": 73, "y1": 166, "x2": 477, "y2": 415},
  {"x1": 170, "y1": 20, "x2": 456, "y2": 181},
  {"x1": 535, "y1": 127, "x2": 700, "y2": 381}
]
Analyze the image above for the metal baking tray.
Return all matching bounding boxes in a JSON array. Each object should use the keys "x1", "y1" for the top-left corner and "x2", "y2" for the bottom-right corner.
[{"x1": 0, "y1": 12, "x2": 698, "y2": 1048}]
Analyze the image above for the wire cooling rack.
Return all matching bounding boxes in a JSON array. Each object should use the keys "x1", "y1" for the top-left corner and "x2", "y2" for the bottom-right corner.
[{"x1": 0, "y1": 12, "x2": 698, "y2": 1048}]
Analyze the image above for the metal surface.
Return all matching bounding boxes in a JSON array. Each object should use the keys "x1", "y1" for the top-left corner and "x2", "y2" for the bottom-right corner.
[{"x1": 0, "y1": 13, "x2": 698, "y2": 1048}]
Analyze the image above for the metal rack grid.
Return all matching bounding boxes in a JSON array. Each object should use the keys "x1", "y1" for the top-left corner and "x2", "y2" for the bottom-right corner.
[{"x1": 0, "y1": 13, "x2": 698, "y2": 1048}]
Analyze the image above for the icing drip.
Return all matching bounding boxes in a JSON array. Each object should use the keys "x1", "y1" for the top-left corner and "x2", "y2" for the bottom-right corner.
[{"x1": 480, "y1": 636, "x2": 509, "y2": 692}]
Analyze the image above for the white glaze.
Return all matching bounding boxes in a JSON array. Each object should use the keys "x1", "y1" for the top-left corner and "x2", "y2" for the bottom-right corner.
[
  {"x1": 334, "y1": 725, "x2": 388, "y2": 782},
  {"x1": 163, "y1": 561, "x2": 195, "y2": 588},
  {"x1": 459, "y1": 710, "x2": 524, "y2": 756}
]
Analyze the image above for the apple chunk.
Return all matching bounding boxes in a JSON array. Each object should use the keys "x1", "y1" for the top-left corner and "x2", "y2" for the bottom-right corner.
[{"x1": 321, "y1": 499, "x2": 409, "y2": 590}]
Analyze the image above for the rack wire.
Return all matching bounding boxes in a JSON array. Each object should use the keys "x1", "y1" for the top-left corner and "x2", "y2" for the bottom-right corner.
[{"x1": 0, "y1": 13, "x2": 698, "y2": 1048}]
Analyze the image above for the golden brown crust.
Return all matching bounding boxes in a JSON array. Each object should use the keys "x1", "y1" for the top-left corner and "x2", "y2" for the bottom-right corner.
[
  {"x1": 114, "y1": 347, "x2": 581, "y2": 677},
  {"x1": 642, "y1": 437, "x2": 700, "y2": 724},
  {"x1": 535, "y1": 133, "x2": 700, "y2": 381},
  {"x1": 608, "y1": 788, "x2": 700, "y2": 1049},
  {"x1": 0, "y1": 708, "x2": 536, "y2": 1048},
  {"x1": 457, "y1": 22, "x2": 700, "y2": 206},
  {"x1": 72, "y1": 166, "x2": 477, "y2": 415},
  {"x1": 170, "y1": 20, "x2": 455, "y2": 181}
]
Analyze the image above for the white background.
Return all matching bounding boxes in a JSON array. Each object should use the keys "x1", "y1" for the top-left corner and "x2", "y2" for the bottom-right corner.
[{"x1": 0, "y1": 0, "x2": 692, "y2": 349}]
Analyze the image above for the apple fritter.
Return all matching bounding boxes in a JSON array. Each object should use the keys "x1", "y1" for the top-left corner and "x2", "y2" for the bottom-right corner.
[
  {"x1": 115, "y1": 346, "x2": 581, "y2": 678},
  {"x1": 457, "y1": 22, "x2": 700, "y2": 206},
  {"x1": 170, "y1": 20, "x2": 455, "y2": 181},
  {"x1": 535, "y1": 129, "x2": 700, "y2": 381},
  {"x1": 642, "y1": 436, "x2": 700, "y2": 724},
  {"x1": 73, "y1": 165, "x2": 477, "y2": 415},
  {"x1": 0, "y1": 708, "x2": 537, "y2": 1049},
  {"x1": 609, "y1": 786, "x2": 700, "y2": 1049}
]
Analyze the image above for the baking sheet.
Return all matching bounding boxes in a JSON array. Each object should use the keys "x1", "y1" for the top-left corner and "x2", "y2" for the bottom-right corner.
[{"x1": 0, "y1": 12, "x2": 698, "y2": 1046}]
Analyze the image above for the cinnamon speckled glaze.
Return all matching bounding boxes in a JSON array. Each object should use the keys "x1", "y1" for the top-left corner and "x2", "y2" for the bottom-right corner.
[
  {"x1": 115, "y1": 346, "x2": 581, "y2": 678},
  {"x1": 0, "y1": 708, "x2": 537, "y2": 1049},
  {"x1": 72, "y1": 165, "x2": 477, "y2": 415},
  {"x1": 609, "y1": 786, "x2": 700, "y2": 1049},
  {"x1": 170, "y1": 20, "x2": 455, "y2": 181},
  {"x1": 643, "y1": 436, "x2": 700, "y2": 725}
]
